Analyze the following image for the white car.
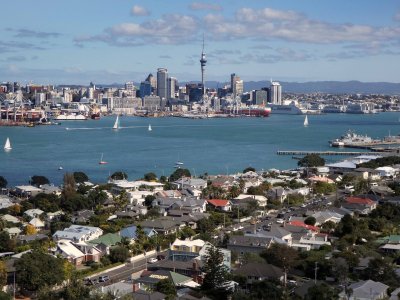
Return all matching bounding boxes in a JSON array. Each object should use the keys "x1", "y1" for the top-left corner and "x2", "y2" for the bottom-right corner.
[
  {"x1": 276, "y1": 218, "x2": 284, "y2": 224},
  {"x1": 148, "y1": 258, "x2": 158, "y2": 264}
]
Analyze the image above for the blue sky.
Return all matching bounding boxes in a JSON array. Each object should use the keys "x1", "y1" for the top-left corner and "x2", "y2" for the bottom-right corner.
[{"x1": 1, "y1": 0, "x2": 400, "y2": 85}]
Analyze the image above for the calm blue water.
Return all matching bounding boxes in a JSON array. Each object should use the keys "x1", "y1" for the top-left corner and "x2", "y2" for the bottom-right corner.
[{"x1": 0, "y1": 113, "x2": 399, "y2": 186}]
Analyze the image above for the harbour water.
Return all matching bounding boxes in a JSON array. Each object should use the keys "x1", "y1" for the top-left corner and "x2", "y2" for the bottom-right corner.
[{"x1": 1, "y1": 113, "x2": 399, "y2": 186}]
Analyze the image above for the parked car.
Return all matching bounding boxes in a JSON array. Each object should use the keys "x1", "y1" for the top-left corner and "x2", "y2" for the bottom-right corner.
[
  {"x1": 84, "y1": 278, "x2": 98, "y2": 285},
  {"x1": 98, "y1": 275, "x2": 110, "y2": 282},
  {"x1": 148, "y1": 258, "x2": 158, "y2": 264}
]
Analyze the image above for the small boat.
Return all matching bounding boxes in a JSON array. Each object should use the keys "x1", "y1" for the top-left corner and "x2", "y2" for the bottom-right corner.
[
  {"x1": 4, "y1": 137, "x2": 12, "y2": 151},
  {"x1": 148, "y1": 124, "x2": 152, "y2": 131},
  {"x1": 58, "y1": 166, "x2": 63, "y2": 170},
  {"x1": 175, "y1": 161, "x2": 184, "y2": 165},
  {"x1": 112, "y1": 115, "x2": 120, "y2": 130},
  {"x1": 99, "y1": 153, "x2": 108, "y2": 165},
  {"x1": 304, "y1": 115, "x2": 309, "y2": 127}
]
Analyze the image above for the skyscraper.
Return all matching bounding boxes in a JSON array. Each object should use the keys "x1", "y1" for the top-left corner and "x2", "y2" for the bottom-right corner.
[
  {"x1": 231, "y1": 73, "x2": 243, "y2": 97},
  {"x1": 270, "y1": 81, "x2": 282, "y2": 105},
  {"x1": 167, "y1": 77, "x2": 177, "y2": 99},
  {"x1": 156, "y1": 68, "x2": 168, "y2": 100},
  {"x1": 200, "y1": 37, "x2": 207, "y2": 96}
]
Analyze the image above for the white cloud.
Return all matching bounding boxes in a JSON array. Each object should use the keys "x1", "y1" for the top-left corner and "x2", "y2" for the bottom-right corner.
[
  {"x1": 131, "y1": 5, "x2": 150, "y2": 16},
  {"x1": 189, "y1": 2, "x2": 222, "y2": 11}
]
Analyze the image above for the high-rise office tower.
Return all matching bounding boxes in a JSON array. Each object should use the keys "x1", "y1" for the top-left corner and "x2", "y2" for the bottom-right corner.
[
  {"x1": 167, "y1": 77, "x2": 177, "y2": 99},
  {"x1": 200, "y1": 37, "x2": 207, "y2": 96},
  {"x1": 157, "y1": 68, "x2": 168, "y2": 99},
  {"x1": 231, "y1": 73, "x2": 243, "y2": 97},
  {"x1": 270, "y1": 81, "x2": 282, "y2": 105}
]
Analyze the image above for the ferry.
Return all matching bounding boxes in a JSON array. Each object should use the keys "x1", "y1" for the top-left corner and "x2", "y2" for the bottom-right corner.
[
  {"x1": 330, "y1": 130, "x2": 379, "y2": 147},
  {"x1": 223, "y1": 106, "x2": 271, "y2": 117}
]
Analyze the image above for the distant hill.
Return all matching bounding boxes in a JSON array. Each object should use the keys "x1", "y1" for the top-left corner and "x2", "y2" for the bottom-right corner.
[
  {"x1": 243, "y1": 81, "x2": 400, "y2": 95},
  {"x1": 58, "y1": 80, "x2": 400, "y2": 95}
]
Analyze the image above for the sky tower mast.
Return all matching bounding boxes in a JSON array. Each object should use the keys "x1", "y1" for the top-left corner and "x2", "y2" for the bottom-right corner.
[{"x1": 200, "y1": 35, "x2": 207, "y2": 96}]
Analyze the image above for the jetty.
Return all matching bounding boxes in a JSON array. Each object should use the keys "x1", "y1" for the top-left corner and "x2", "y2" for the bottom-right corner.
[{"x1": 277, "y1": 150, "x2": 386, "y2": 156}]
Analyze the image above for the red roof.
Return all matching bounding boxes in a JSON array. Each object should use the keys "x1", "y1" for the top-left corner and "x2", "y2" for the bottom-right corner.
[
  {"x1": 288, "y1": 220, "x2": 319, "y2": 232},
  {"x1": 206, "y1": 199, "x2": 230, "y2": 207},
  {"x1": 346, "y1": 197, "x2": 375, "y2": 205}
]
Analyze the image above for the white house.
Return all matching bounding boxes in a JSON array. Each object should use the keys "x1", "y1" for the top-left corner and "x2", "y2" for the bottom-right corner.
[
  {"x1": 53, "y1": 225, "x2": 103, "y2": 243},
  {"x1": 376, "y1": 166, "x2": 397, "y2": 178}
]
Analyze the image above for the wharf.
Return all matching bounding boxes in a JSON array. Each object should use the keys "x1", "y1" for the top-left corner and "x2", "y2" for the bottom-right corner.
[{"x1": 277, "y1": 150, "x2": 385, "y2": 156}]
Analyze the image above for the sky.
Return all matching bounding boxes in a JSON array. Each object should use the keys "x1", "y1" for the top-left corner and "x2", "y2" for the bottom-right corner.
[{"x1": 1, "y1": 0, "x2": 400, "y2": 85}]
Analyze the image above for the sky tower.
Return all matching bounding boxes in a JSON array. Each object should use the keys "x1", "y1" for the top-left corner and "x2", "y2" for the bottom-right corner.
[{"x1": 200, "y1": 36, "x2": 207, "y2": 96}]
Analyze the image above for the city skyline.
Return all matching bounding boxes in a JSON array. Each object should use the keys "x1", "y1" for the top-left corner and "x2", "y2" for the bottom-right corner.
[{"x1": 1, "y1": 0, "x2": 400, "y2": 85}]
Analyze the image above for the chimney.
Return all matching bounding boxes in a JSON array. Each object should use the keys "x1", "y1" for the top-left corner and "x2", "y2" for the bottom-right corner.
[{"x1": 133, "y1": 283, "x2": 140, "y2": 292}]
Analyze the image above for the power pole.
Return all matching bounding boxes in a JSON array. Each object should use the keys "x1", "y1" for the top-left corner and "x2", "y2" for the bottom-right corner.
[{"x1": 314, "y1": 261, "x2": 318, "y2": 284}]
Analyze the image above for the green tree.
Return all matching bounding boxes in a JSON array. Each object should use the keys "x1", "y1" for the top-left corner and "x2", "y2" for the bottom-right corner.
[
  {"x1": 0, "y1": 260, "x2": 7, "y2": 287},
  {"x1": 15, "y1": 251, "x2": 65, "y2": 291},
  {"x1": 62, "y1": 173, "x2": 77, "y2": 202},
  {"x1": 169, "y1": 168, "x2": 191, "y2": 182},
  {"x1": 243, "y1": 167, "x2": 256, "y2": 173},
  {"x1": 179, "y1": 226, "x2": 196, "y2": 239},
  {"x1": 304, "y1": 216, "x2": 317, "y2": 226},
  {"x1": 201, "y1": 246, "x2": 230, "y2": 292},
  {"x1": 144, "y1": 195, "x2": 156, "y2": 207},
  {"x1": 0, "y1": 231, "x2": 15, "y2": 252},
  {"x1": 305, "y1": 283, "x2": 338, "y2": 300},
  {"x1": 154, "y1": 279, "x2": 176, "y2": 300},
  {"x1": 30, "y1": 175, "x2": 50, "y2": 187},
  {"x1": 0, "y1": 291, "x2": 12, "y2": 300},
  {"x1": 144, "y1": 172, "x2": 157, "y2": 181},
  {"x1": 261, "y1": 243, "x2": 299, "y2": 284},
  {"x1": 109, "y1": 246, "x2": 130, "y2": 263},
  {"x1": 0, "y1": 176, "x2": 7, "y2": 188},
  {"x1": 59, "y1": 275, "x2": 91, "y2": 300},
  {"x1": 298, "y1": 154, "x2": 325, "y2": 167},
  {"x1": 73, "y1": 171, "x2": 89, "y2": 184},
  {"x1": 110, "y1": 171, "x2": 128, "y2": 180}
]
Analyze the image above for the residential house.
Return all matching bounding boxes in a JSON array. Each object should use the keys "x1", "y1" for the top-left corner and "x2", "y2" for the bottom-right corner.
[
  {"x1": 227, "y1": 235, "x2": 284, "y2": 255},
  {"x1": 140, "y1": 218, "x2": 182, "y2": 235},
  {"x1": 266, "y1": 187, "x2": 287, "y2": 203},
  {"x1": 1, "y1": 214, "x2": 20, "y2": 224},
  {"x1": 53, "y1": 225, "x2": 103, "y2": 242},
  {"x1": 4, "y1": 227, "x2": 21, "y2": 238},
  {"x1": 126, "y1": 190, "x2": 155, "y2": 206},
  {"x1": 0, "y1": 196, "x2": 14, "y2": 210},
  {"x1": 72, "y1": 209, "x2": 95, "y2": 224},
  {"x1": 147, "y1": 258, "x2": 203, "y2": 280},
  {"x1": 54, "y1": 239, "x2": 101, "y2": 266},
  {"x1": 29, "y1": 217, "x2": 45, "y2": 231},
  {"x1": 206, "y1": 199, "x2": 232, "y2": 212},
  {"x1": 376, "y1": 166, "x2": 397, "y2": 178},
  {"x1": 110, "y1": 179, "x2": 164, "y2": 194},
  {"x1": 168, "y1": 239, "x2": 231, "y2": 269},
  {"x1": 40, "y1": 184, "x2": 62, "y2": 196},
  {"x1": 132, "y1": 290, "x2": 166, "y2": 300},
  {"x1": 119, "y1": 225, "x2": 157, "y2": 243},
  {"x1": 342, "y1": 197, "x2": 377, "y2": 214},
  {"x1": 233, "y1": 262, "x2": 284, "y2": 284},
  {"x1": 24, "y1": 208, "x2": 44, "y2": 219},
  {"x1": 209, "y1": 175, "x2": 236, "y2": 191},
  {"x1": 173, "y1": 178, "x2": 207, "y2": 191},
  {"x1": 338, "y1": 280, "x2": 389, "y2": 300},
  {"x1": 156, "y1": 190, "x2": 182, "y2": 199},
  {"x1": 14, "y1": 185, "x2": 42, "y2": 198},
  {"x1": 234, "y1": 194, "x2": 267, "y2": 208},
  {"x1": 353, "y1": 167, "x2": 381, "y2": 181},
  {"x1": 311, "y1": 210, "x2": 344, "y2": 226},
  {"x1": 134, "y1": 270, "x2": 193, "y2": 290},
  {"x1": 298, "y1": 232, "x2": 331, "y2": 250}
]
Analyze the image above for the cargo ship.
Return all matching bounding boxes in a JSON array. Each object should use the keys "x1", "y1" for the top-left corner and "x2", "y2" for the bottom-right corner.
[{"x1": 224, "y1": 106, "x2": 271, "y2": 117}]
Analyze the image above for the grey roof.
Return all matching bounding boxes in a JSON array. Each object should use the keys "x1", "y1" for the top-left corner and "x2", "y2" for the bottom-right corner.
[
  {"x1": 233, "y1": 262, "x2": 283, "y2": 279},
  {"x1": 346, "y1": 280, "x2": 389, "y2": 299},
  {"x1": 228, "y1": 235, "x2": 274, "y2": 248},
  {"x1": 140, "y1": 218, "x2": 179, "y2": 231},
  {"x1": 133, "y1": 290, "x2": 166, "y2": 300}
]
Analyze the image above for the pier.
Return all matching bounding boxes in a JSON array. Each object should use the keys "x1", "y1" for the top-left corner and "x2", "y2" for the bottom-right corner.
[{"x1": 277, "y1": 150, "x2": 385, "y2": 156}]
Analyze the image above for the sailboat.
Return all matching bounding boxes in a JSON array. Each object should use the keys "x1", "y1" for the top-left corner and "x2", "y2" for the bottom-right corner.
[
  {"x1": 99, "y1": 153, "x2": 108, "y2": 165},
  {"x1": 304, "y1": 115, "x2": 309, "y2": 127},
  {"x1": 112, "y1": 115, "x2": 120, "y2": 130},
  {"x1": 4, "y1": 137, "x2": 12, "y2": 151},
  {"x1": 148, "y1": 124, "x2": 152, "y2": 131}
]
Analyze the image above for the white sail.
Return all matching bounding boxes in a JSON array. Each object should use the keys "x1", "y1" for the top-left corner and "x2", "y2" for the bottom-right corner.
[
  {"x1": 304, "y1": 115, "x2": 309, "y2": 126},
  {"x1": 113, "y1": 115, "x2": 119, "y2": 130},
  {"x1": 148, "y1": 124, "x2": 152, "y2": 131},
  {"x1": 4, "y1": 137, "x2": 11, "y2": 151}
]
